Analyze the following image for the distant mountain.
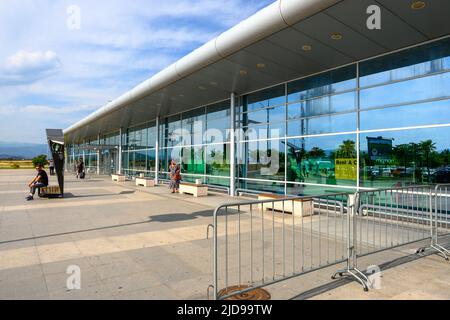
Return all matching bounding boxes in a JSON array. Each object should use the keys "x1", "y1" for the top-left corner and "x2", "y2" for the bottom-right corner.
[
  {"x1": 0, "y1": 142, "x2": 48, "y2": 160},
  {"x1": 0, "y1": 154, "x2": 24, "y2": 160}
]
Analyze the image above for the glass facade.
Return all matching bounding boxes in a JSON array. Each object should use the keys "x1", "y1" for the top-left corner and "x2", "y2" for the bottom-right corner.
[{"x1": 66, "y1": 37, "x2": 450, "y2": 195}]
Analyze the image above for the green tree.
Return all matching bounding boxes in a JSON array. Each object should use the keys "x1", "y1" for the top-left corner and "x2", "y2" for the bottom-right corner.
[
  {"x1": 393, "y1": 144, "x2": 410, "y2": 172},
  {"x1": 337, "y1": 140, "x2": 356, "y2": 158},
  {"x1": 308, "y1": 147, "x2": 326, "y2": 158},
  {"x1": 419, "y1": 140, "x2": 437, "y2": 182},
  {"x1": 32, "y1": 155, "x2": 48, "y2": 167}
]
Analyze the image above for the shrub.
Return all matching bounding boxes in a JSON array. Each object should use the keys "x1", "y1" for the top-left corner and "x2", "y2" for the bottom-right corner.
[
  {"x1": 11, "y1": 163, "x2": 20, "y2": 169},
  {"x1": 32, "y1": 155, "x2": 48, "y2": 167}
]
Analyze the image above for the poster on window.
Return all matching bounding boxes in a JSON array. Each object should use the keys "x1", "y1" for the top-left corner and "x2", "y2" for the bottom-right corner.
[
  {"x1": 335, "y1": 158, "x2": 357, "y2": 180},
  {"x1": 367, "y1": 137, "x2": 393, "y2": 161}
]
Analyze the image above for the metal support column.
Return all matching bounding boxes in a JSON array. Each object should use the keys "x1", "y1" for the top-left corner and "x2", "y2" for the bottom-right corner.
[
  {"x1": 97, "y1": 133, "x2": 101, "y2": 175},
  {"x1": 155, "y1": 117, "x2": 160, "y2": 185},
  {"x1": 230, "y1": 93, "x2": 236, "y2": 197},
  {"x1": 118, "y1": 128, "x2": 123, "y2": 175}
]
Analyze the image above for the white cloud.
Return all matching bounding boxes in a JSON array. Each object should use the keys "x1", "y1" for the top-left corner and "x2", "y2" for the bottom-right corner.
[
  {"x1": 0, "y1": 0, "x2": 275, "y2": 143},
  {"x1": 0, "y1": 104, "x2": 98, "y2": 115},
  {"x1": 0, "y1": 50, "x2": 61, "y2": 85}
]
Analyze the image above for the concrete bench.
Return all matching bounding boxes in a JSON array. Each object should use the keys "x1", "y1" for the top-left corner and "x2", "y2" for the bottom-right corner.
[
  {"x1": 179, "y1": 183, "x2": 208, "y2": 197},
  {"x1": 136, "y1": 178, "x2": 155, "y2": 187},
  {"x1": 112, "y1": 174, "x2": 126, "y2": 182},
  {"x1": 258, "y1": 194, "x2": 313, "y2": 217}
]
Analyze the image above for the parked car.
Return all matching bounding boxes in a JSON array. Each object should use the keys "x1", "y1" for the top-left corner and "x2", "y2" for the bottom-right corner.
[{"x1": 432, "y1": 166, "x2": 450, "y2": 183}]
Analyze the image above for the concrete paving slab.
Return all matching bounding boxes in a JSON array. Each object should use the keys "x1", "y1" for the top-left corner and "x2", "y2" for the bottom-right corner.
[{"x1": 1, "y1": 170, "x2": 449, "y2": 300}]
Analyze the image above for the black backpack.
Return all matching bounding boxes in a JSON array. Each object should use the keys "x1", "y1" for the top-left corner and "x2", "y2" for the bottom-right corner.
[{"x1": 80, "y1": 172, "x2": 86, "y2": 179}]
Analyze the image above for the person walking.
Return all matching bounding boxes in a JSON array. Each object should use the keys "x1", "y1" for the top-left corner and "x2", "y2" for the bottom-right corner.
[
  {"x1": 168, "y1": 160, "x2": 182, "y2": 193},
  {"x1": 49, "y1": 159, "x2": 55, "y2": 176},
  {"x1": 76, "y1": 158, "x2": 85, "y2": 179}
]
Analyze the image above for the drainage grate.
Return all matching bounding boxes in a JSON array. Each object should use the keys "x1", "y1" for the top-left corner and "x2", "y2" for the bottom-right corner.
[{"x1": 218, "y1": 286, "x2": 271, "y2": 300}]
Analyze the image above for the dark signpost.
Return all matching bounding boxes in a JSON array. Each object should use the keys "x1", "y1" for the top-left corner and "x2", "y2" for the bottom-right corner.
[{"x1": 46, "y1": 129, "x2": 65, "y2": 197}]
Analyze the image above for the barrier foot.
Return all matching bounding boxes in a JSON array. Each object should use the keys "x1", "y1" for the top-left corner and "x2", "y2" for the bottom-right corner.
[
  {"x1": 431, "y1": 244, "x2": 450, "y2": 261},
  {"x1": 332, "y1": 268, "x2": 370, "y2": 292},
  {"x1": 207, "y1": 285, "x2": 215, "y2": 300}
]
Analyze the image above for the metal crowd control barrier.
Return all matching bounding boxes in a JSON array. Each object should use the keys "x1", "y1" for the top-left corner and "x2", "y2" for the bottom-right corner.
[
  {"x1": 208, "y1": 193, "x2": 350, "y2": 300},
  {"x1": 432, "y1": 184, "x2": 450, "y2": 260},
  {"x1": 207, "y1": 185, "x2": 450, "y2": 299},
  {"x1": 332, "y1": 185, "x2": 436, "y2": 290}
]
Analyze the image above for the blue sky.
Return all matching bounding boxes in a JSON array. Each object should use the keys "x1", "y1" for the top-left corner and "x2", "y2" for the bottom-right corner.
[{"x1": 0, "y1": 0, "x2": 274, "y2": 144}]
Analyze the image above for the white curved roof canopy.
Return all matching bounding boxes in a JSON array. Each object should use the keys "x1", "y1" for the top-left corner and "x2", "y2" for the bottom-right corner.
[{"x1": 64, "y1": 0, "x2": 450, "y2": 142}]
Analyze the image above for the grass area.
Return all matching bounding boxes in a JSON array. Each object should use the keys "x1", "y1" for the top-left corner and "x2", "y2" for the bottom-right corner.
[{"x1": 0, "y1": 160, "x2": 34, "y2": 170}]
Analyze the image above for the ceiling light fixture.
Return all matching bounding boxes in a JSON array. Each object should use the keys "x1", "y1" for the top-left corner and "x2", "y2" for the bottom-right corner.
[
  {"x1": 302, "y1": 45, "x2": 312, "y2": 51},
  {"x1": 210, "y1": 81, "x2": 218, "y2": 86},
  {"x1": 411, "y1": 1, "x2": 426, "y2": 10},
  {"x1": 198, "y1": 86, "x2": 206, "y2": 90},
  {"x1": 331, "y1": 33, "x2": 343, "y2": 40},
  {"x1": 256, "y1": 63, "x2": 266, "y2": 69},
  {"x1": 239, "y1": 69, "x2": 248, "y2": 76}
]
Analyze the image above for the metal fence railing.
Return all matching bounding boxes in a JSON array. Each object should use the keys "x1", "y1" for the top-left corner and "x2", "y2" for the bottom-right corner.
[
  {"x1": 207, "y1": 185, "x2": 450, "y2": 300},
  {"x1": 432, "y1": 184, "x2": 450, "y2": 259}
]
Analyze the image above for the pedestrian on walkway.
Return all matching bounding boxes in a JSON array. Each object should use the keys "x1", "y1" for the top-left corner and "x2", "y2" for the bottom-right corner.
[{"x1": 169, "y1": 160, "x2": 181, "y2": 193}]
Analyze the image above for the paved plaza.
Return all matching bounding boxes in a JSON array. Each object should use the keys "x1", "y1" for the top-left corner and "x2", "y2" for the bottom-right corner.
[{"x1": 0, "y1": 170, "x2": 449, "y2": 300}]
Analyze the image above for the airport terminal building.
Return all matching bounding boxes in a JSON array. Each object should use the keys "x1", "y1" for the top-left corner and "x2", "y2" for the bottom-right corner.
[{"x1": 64, "y1": 0, "x2": 450, "y2": 196}]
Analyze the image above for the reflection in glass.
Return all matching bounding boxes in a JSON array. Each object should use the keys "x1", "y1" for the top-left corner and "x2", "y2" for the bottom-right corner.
[
  {"x1": 287, "y1": 113, "x2": 356, "y2": 137},
  {"x1": 206, "y1": 144, "x2": 230, "y2": 176},
  {"x1": 360, "y1": 99, "x2": 450, "y2": 131},
  {"x1": 246, "y1": 84, "x2": 286, "y2": 112},
  {"x1": 287, "y1": 65, "x2": 356, "y2": 103},
  {"x1": 360, "y1": 37, "x2": 450, "y2": 88},
  {"x1": 181, "y1": 146, "x2": 204, "y2": 175},
  {"x1": 286, "y1": 135, "x2": 357, "y2": 187},
  {"x1": 360, "y1": 127, "x2": 450, "y2": 188},
  {"x1": 238, "y1": 140, "x2": 285, "y2": 181},
  {"x1": 360, "y1": 72, "x2": 450, "y2": 110}
]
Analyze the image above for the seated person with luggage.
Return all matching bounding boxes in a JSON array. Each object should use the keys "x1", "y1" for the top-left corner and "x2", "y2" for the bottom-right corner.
[{"x1": 26, "y1": 164, "x2": 49, "y2": 201}]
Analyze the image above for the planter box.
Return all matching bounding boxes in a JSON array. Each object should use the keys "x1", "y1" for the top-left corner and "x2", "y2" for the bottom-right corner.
[
  {"x1": 112, "y1": 174, "x2": 126, "y2": 182},
  {"x1": 258, "y1": 194, "x2": 313, "y2": 217},
  {"x1": 136, "y1": 178, "x2": 155, "y2": 187},
  {"x1": 179, "y1": 183, "x2": 208, "y2": 197}
]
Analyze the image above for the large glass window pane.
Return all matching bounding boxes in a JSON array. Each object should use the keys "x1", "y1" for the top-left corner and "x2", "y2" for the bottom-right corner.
[
  {"x1": 286, "y1": 134, "x2": 357, "y2": 187},
  {"x1": 287, "y1": 113, "x2": 357, "y2": 137},
  {"x1": 122, "y1": 152, "x2": 129, "y2": 172},
  {"x1": 238, "y1": 179, "x2": 285, "y2": 195},
  {"x1": 360, "y1": 72, "x2": 450, "y2": 110},
  {"x1": 166, "y1": 115, "x2": 182, "y2": 148},
  {"x1": 148, "y1": 124, "x2": 157, "y2": 149},
  {"x1": 360, "y1": 127, "x2": 450, "y2": 188},
  {"x1": 158, "y1": 149, "x2": 167, "y2": 173},
  {"x1": 182, "y1": 107, "x2": 206, "y2": 145},
  {"x1": 288, "y1": 91, "x2": 356, "y2": 120},
  {"x1": 206, "y1": 176, "x2": 230, "y2": 187},
  {"x1": 246, "y1": 84, "x2": 286, "y2": 112},
  {"x1": 245, "y1": 105, "x2": 286, "y2": 125},
  {"x1": 286, "y1": 183, "x2": 354, "y2": 196},
  {"x1": 206, "y1": 102, "x2": 231, "y2": 143},
  {"x1": 360, "y1": 99, "x2": 450, "y2": 131},
  {"x1": 360, "y1": 37, "x2": 450, "y2": 88},
  {"x1": 206, "y1": 144, "x2": 230, "y2": 176},
  {"x1": 287, "y1": 65, "x2": 356, "y2": 103},
  {"x1": 238, "y1": 139, "x2": 285, "y2": 181},
  {"x1": 244, "y1": 122, "x2": 286, "y2": 140},
  {"x1": 181, "y1": 146, "x2": 204, "y2": 174},
  {"x1": 147, "y1": 150, "x2": 156, "y2": 172},
  {"x1": 166, "y1": 148, "x2": 181, "y2": 169}
]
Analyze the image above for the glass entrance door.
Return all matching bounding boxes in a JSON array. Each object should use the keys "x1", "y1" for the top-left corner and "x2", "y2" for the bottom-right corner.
[{"x1": 100, "y1": 149, "x2": 118, "y2": 175}]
